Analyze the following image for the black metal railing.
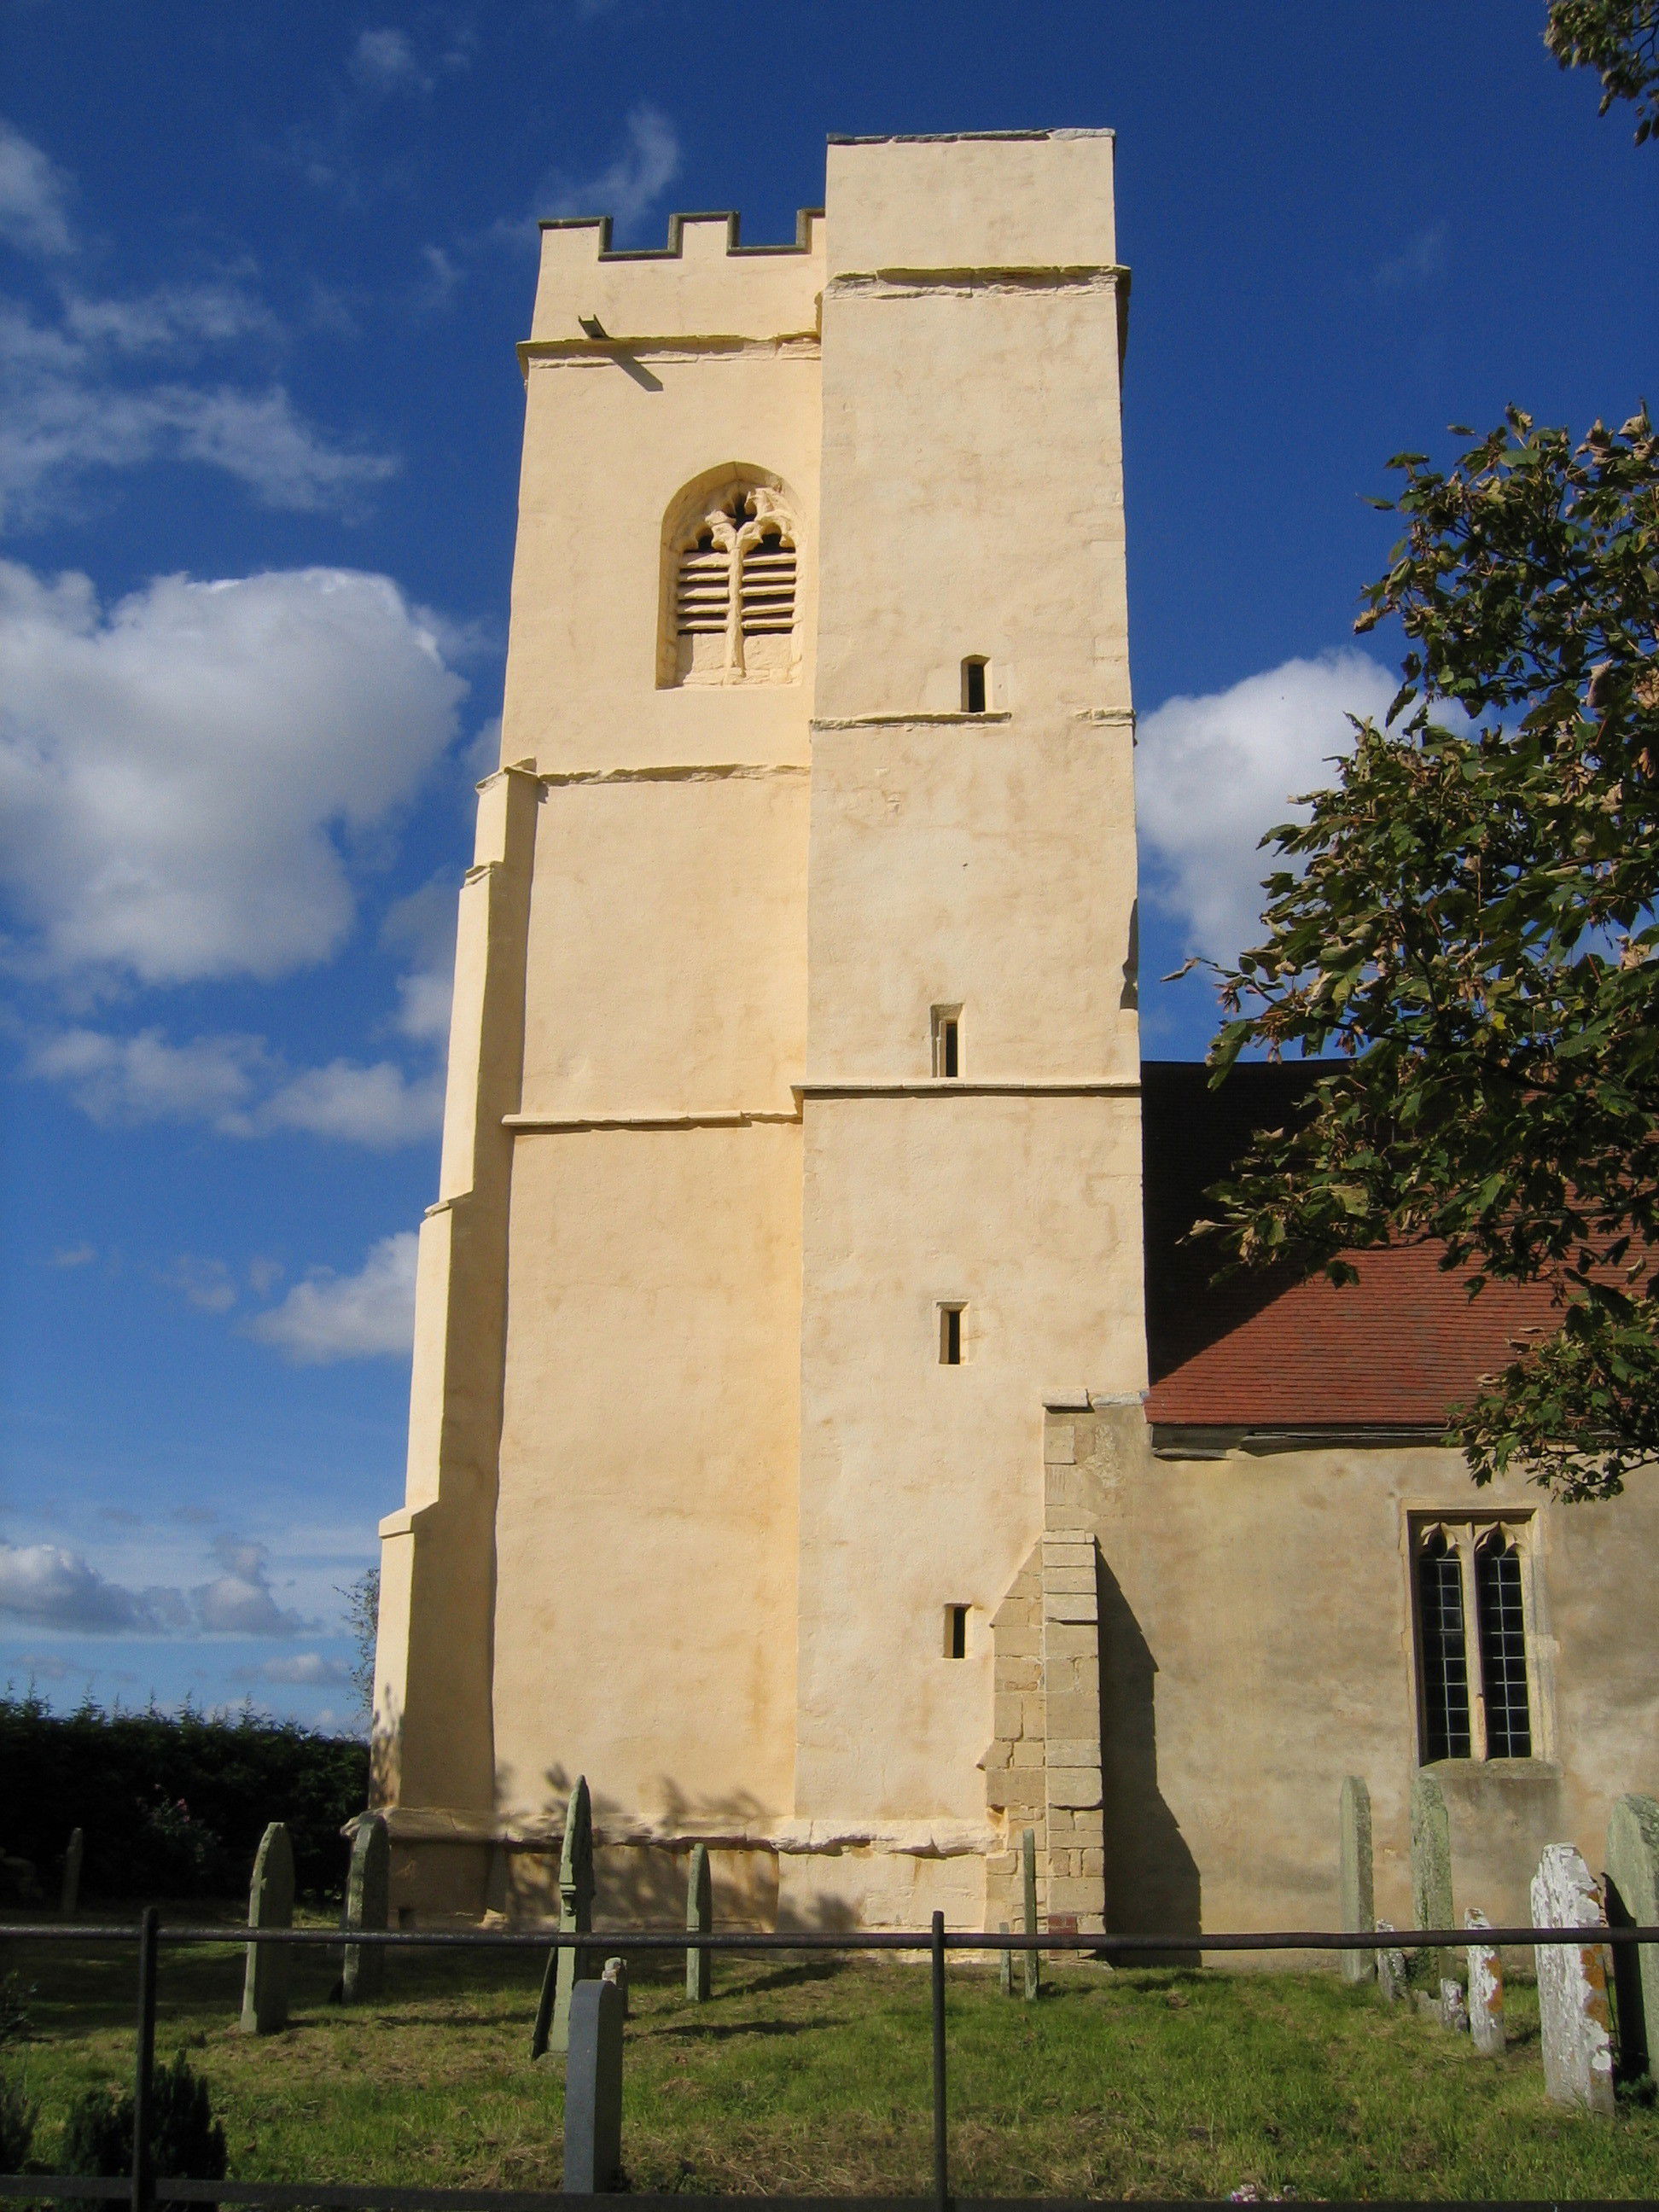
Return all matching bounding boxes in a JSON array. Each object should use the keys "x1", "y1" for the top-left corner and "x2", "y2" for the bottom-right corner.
[{"x1": 0, "y1": 1911, "x2": 1653, "y2": 2212}]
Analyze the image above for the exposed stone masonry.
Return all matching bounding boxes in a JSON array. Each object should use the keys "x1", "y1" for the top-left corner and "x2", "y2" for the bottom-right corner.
[{"x1": 983, "y1": 1425, "x2": 1105, "y2": 1934}]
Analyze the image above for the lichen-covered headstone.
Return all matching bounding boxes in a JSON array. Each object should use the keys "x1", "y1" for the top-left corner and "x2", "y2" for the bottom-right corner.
[
  {"x1": 998, "y1": 1919, "x2": 1013, "y2": 1998},
  {"x1": 60, "y1": 1827, "x2": 83, "y2": 1918},
  {"x1": 1338, "y1": 1777, "x2": 1375, "y2": 1984},
  {"x1": 1022, "y1": 1826, "x2": 1040, "y2": 2001},
  {"x1": 1375, "y1": 1920, "x2": 1406, "y2": 2002},
  {"x1": 1437, "y1": 1977, "x2": 1469, "y2": 2033},
  {"x1": 1532, "y1": 1842, "x2": 1615, "y2": 2115},
  {"x1": 1604, "y1": 1792, "x2": 1659, "y2": 2079},
  {"x1": 1410, "y1": 1771, "x2": 1453, "y2": 1934},
  {"x1": 240, "y1": 1821, "x2": 295, "y2": 2035},
  {"x1": 1465, "y1": 1906, "x2": 1505, "y2": 2055},
  {"x1": 684, "y1": 1841, "x2": 712, "y2": 2003},
  {"x1": 562, "y1": 1976, "x2": 624, "y2": 2193},
  {"x1": 532, "y1": 1776, "x2": 596, "y2": 2060},
  {"x1": 342, "y1": 1812, "x2": 390, "y2": 2004}
]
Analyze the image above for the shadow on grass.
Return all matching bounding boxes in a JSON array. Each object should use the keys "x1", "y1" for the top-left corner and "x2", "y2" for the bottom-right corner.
[{"x1": 649, "y1": 2017, "x2": 844, "y2": 2043}]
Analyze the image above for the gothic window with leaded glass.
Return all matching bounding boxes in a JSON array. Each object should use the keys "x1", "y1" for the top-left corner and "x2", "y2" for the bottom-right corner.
[{"x1": 1412, "y1": 1517, "x2": 1537, "y2": 1764}]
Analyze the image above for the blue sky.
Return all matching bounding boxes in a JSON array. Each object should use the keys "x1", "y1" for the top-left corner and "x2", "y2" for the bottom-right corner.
[{"x1": 0, "y1": 0, "x2": 1652, "y2": 1729}]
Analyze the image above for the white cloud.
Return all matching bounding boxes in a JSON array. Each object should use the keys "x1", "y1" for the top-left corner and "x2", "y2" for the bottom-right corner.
[
  {"x1": 29, "y1": 1026, "x2": 444, "y2": 1148},
  {"x1": 49, "y1": 1242, "x2": 95, "y2": 1268},
  {"x1": 0, "y1": 562, "x2": 465, "y2": 984},
  {"x1": 0, "y1": 118, "x2": 73, "y2": 257},
  {"x1": 1136, "y1": 649, "x2": 1396, "y2": 963},
  {"x1": 60, "y1": 281, "x2": 275, "y2": 354},
  {"x1": 247, "y1": 1231, "x2": 418, "y2": 1364},
  {"x1": 540, "y1": 106, "x2": 680, "y2": 236},
  {"x1": 0, "y1": 1541, "x2": 187, "y2": 1633},
  {"x1": 352, "y1": 27, "x2": 429, "y2": 94},
  {"x1": 192, "y1": 1536, "x2": 306, "y2": 1636},
  {"x1": 32, "y1": 1027, "x2": 268, "y2": 1121},
  {"x1": 252, "y1": 1057, "x2": 445, "y2": 1144},
  {"x1": 159, "y1": 1254, "x2": 237, "y2": 1314},
  {"x1": 0, "y1": 122, "x2": 395, "y2": 526},
  {"x1": 245, "y1": 1650, "x2": 351, "y2": 1685},
  {"x1": 381, "y1": 873, "x2": 458, "y2": 1045}
]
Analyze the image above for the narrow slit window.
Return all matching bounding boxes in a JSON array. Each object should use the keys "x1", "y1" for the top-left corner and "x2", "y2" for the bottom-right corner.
[
  {"x1": 932, "y1": 1005, "x2": 961, "y2": 1079},
  {"x1": 1416, "y1": 1529, "x2": 1472, "y2": 1761},
  {"x1": 939, "y1": 1304, "x2": 963, "y2": 1365},
  {"x1": 962, "y1": 657, "x2": 987, "y2": 714},
  {"x1": 944, "y1": 1604, "x2": 969, "y2": 1660},
  {"x1": 1475, "y1": 1531, "x2": 1533, "y2": 1757}
]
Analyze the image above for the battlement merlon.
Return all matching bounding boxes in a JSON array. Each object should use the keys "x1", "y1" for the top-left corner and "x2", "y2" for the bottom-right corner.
[
  {"x1": 527, "y1": 207, "x2": 826, "y2": 352},
  {"x1": 824, "y1": 129, "x2": 1117, "y2": 281}
]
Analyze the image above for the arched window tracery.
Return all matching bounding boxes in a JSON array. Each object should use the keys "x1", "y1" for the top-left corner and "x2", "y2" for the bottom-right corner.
[{"x1": 661, "y1": 478, "x2": 800, "y2": 687}]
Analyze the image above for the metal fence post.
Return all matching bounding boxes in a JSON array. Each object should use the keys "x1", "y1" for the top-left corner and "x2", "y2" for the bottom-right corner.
[
  {"x1": 131, "y1": 1906, "x2": 159, "y2": 2212},
  {"x1": 930, "y1": 1909, "x2": 949, "y2": 2212}
]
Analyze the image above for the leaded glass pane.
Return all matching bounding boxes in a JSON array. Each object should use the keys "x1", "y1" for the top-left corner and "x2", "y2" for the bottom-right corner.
[{"x1": 1417, "y1": 1533, "x2": 1472, "y2": 1761}]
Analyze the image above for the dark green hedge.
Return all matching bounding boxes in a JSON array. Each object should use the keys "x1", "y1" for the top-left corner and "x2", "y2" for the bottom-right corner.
[{"x1": 0, "y1": 1694, "x2": 370, "y2": 1906}]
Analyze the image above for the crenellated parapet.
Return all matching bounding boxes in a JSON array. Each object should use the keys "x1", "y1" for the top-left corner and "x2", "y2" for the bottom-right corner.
[{"x1": 527, "y1": 208, "x2": 825, "y2": 354}]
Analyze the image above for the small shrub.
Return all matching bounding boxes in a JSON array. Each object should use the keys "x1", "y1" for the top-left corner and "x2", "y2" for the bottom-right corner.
[
  {"x1": 0, "y1": 1976, "x2": 35, "y2": 2047},
  {"x1": 0, "y1": 2069, "x2": 36, "y2": 2171},
  {"x1": 63, "y1": 2052, "x2": 227, "y2": 2212}
]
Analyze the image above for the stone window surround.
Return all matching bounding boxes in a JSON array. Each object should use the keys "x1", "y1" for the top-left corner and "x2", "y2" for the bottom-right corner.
[
  {"x1": 1406, "y1": 1510, "x2": 1548, "y2": 1768},
  {"x1": 659, "y1": 468, "x2": 800, "y2": 690}
]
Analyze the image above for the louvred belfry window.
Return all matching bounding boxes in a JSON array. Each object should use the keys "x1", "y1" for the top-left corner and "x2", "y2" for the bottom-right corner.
[{"x1": 666, "y1": 482, "x2": 799, "y2": 686}]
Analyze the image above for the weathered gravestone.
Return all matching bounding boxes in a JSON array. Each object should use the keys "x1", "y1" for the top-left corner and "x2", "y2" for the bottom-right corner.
[
  {"x1": 1022, "y1": 1826, "x2": 1040, "y2": 2001},
  {"x1": 562, "y1": 1975, "x2": 625, "y2": 2193},
  {"x1": 1532, "y1": 1842, "x2": 1615, "y2": 2115},
  {"x1": 1338, "y1": 1777, "x2": 1375, "y2": 1984},
  {"x1": 1604, "y1": 1791, "x2": 1659, "y2": 2080},
  {"x1": 601, "y1": 1955, "x2": 629, "y2": 2020},
  {"x1": 1410, "y1": 1771, "x2": 1453, "y2": 1935},
  {"x1": 998, "y1": 1920, "x2": 1013, "y2": 1998},
  {"x1": 1437, "y1": 1977, "x2": 1470, "y2": 2033},
  {"x1": 342, "y1": 1812, "x2": 390, "y2": 2003},
  {"x1": 532, "y1": 1775, "x2": 596, "y2": 2060},
  {"x1": 1465, "y1": 1906, "x2": 1505, "y2": 2056},
  {"x1": 684, "y1": 1841, "x2": 712, "y2": 2003},
  {"x1": 60, "y1": 1827, "x2": 83, "y2": 1918},
  {"x1": 241, "y1": 1821, "x2": 295, "y2": 2035},
  {"x1": 1375, "y1": 1921, "x2": 1406, "y2": 2002}
]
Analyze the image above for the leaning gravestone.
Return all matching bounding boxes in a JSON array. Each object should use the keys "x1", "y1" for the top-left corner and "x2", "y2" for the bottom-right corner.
[
  {"x1": 1532, "y1": 1842, "x2": 1615, "y2": 2115},
  {"x1": 241, "y1": 1821, "x2": 295, "y2": 2035},
  {"x1": 1410, "y1": 1771, "x2": 1453, "y2": 1934},
  {"x1": 562, "y1": 1975, "x2": 625, "y2": 2192},
  {"x1": 685, "y1": 1842, "x2": 712, "y2": 2003},
  {"x1": 1022, "y1": 1826, "x2": 1040, "y2": 2001},
  {"x1": 1604, "y1": 1792, "x2": 1659, "y2": 2079},
  {"x1": 1465, "y1": 1907, "x2": 1505, "y2": 2056},
  {"x1": 1338, "y1": 1778, "x2": 1375, "y2": 1984},
  {"x1": 60, "y1": 1827, "x2": 84, "y2": 1918},
  {"x1": 532, "y1": 1776, "x2": 596, "y2": 2060},
  {"x1": 342, "y1": 1812, "x2": 390, "y2": 2003}
]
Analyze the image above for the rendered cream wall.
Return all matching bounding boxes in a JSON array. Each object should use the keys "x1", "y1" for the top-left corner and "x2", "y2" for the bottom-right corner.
[
  {"x1": 1055, "y1": 1408, "x2": 1659, "y2": 1946},
  {"x1": 490, "y1": 213, "x2": 822, "y2": 1855},
  {"x1": 791, "y1": 133, "x2": 1143, "y2": 1927},
  {"x1": 375, "y1": 207, "x2": 824, "y2": 1908}
]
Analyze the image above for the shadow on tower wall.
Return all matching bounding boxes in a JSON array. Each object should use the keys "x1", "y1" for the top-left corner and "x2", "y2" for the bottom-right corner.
[{"x1": 1097, "y1": 1554, "x2": 1202, "y2": 1964}]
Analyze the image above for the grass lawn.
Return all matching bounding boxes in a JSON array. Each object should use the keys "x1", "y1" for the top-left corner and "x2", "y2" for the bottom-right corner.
[{"x1": 3, "y1": 1915, "x2": 1658, "y2": 2200}]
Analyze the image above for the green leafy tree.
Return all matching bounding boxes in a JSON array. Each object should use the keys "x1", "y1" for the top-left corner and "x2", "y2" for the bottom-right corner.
[
  {"x1": 1546, "y1": 0, "x2": 1659, "y2": 142},
  {"x1": 339, "y1": 1566, "x2": 380, "y2": 1731},
  {"x1": 1204, "y1": 408, "x2": 1659, "y2": 1501}
]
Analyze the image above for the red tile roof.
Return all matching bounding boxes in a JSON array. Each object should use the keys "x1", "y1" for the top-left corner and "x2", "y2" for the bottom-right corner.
[{"x1": 1140, "y1": 1062, "x2": 1562, "y2": 1431}]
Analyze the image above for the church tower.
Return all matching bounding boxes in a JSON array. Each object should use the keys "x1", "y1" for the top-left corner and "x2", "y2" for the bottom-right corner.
[{"x1": 372, "y1": 130, "x2": 1144, "y2": 1930}]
